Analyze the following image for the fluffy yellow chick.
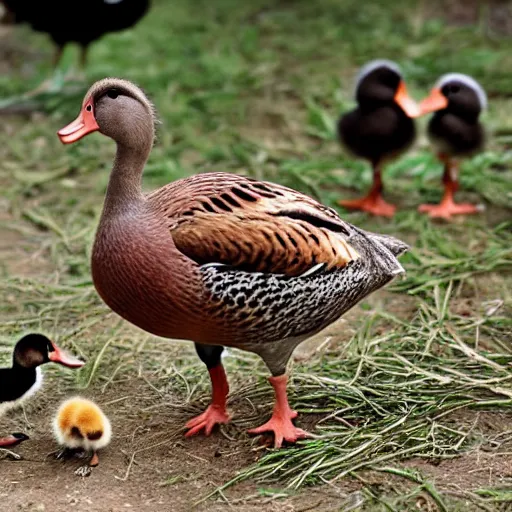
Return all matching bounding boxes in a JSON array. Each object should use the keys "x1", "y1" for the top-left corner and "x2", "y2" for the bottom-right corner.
[{"x1": 53, "y1": 397, "x2": 111, "y2": 467}]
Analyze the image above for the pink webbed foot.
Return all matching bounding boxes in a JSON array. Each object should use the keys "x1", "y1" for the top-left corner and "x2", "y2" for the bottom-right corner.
[
  {"x1": 248, "y1": 412, "x2": 309, "y2": 448},
  {"x1": 184, "y1": 364, "x2": 231, "y2": 437},
  {"x1": 248, "y1": 374, "x2": 311, "y2": 449},
  {"x1": 185, "y1": 404, "x2": 231, "y2": 437}
]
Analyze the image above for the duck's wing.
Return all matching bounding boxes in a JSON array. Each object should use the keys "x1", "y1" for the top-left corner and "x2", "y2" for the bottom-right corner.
[{"x1": 149, "y1": 173, "x2": 360, "y2": 277}]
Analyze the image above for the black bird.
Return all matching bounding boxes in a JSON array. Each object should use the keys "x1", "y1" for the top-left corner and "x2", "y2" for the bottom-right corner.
[
  {"x1": 337, "y1": 60, "x2": 420, "y2": 217},
  {"x1": 418, "y1": 73, "x2": 487, "y2": 219},
  {"x1": 1, "y1": 0, "x2": 150, "y2": 81},
  {"x1": 0, "y1": 333, "x2": 84, "y2": 448}
]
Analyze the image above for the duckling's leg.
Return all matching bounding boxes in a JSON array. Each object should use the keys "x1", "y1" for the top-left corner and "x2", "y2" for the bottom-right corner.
[
  {"x1": 338, "y1": 163, "x2": 396, "y2": 217},
  {"x1": 23, "y1": 46, "x2": 65, "y2": 98},
  {"x1": 90, "y1": 451, "x2": 99, "y2": 467},
  {"x1": 185, "y1": 344, "x2": 231, "y2": 437},
  {"x1": 418, "y1": 157, "x2": 483, "y2": 219},
  {"x1": 63, "y1": 45, "x2": 88, "y2": 83},
  {"x1": 247, "y1": 374, "x2": 309, "y2": 449}
]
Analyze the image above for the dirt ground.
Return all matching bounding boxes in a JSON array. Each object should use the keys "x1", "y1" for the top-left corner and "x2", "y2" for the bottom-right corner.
[
  {"x1": 2, "y1": 376, "x2": 512, "y2": 512},
  {"x1": 0, "y1": 381, "x2": 346, "y2": 512}
]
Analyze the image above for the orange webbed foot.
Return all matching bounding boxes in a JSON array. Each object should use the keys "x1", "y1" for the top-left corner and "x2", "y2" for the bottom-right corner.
[
  {"x1": 248, "y1": 411, "x2": 310, "y2": 449},
  {"x1": 185, "y1": 405, "x2": 231, "y2": 437},
  {"x1": 418, "y1": 201, "x2": 483, "y2": 219},
  {"x1": 338, "y1": 195, "x2": 396, "y2": 217}
]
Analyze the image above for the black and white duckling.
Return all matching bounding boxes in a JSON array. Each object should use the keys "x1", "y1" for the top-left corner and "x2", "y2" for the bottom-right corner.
[
  {"x1": 418, "y1": 73, "x2": 487, "y2": 219},
  {"x1": 337, "y1": 59, "x2": 421, "y2": 217},
  {"x1": 0, "y1": 333, "x2": 84, "y2": 447}
]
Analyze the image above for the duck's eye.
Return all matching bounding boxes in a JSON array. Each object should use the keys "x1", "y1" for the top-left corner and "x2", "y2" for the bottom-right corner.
[
  {"x1": 449, "y1": 84, "x2": 460, "y2": 94},
  {"x1": 85, "y1": 105, "x2": 92, "y2": 112},
  {"x1": 107, "y1": 89, "x2": 119, "y2": 99}
]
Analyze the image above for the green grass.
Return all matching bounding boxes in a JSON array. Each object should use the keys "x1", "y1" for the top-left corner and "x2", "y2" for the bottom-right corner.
[{"x1": 1, "y1": 0, "x2": 512, "y2": 509}]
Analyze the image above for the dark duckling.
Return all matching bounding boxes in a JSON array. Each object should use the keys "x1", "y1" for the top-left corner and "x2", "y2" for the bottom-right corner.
[
  {"x1": 337, "y1": 60, "x2": 420, "y2": 217},
  {"x1": 0, "y1": 334, "x2": 84, "y2": 447},
  {"x1": 418, "y1": 73, "x2": 487, "y2": 219},
  {"x1": 1, "y1": 0, "x2": 150, "y2": 71}
]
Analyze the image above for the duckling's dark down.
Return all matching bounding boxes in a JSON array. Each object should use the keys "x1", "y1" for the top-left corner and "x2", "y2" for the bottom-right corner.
[
  {"x1": 0, "y1": 334, "x2": 84, "y2": 448},
  {"x1": 337, "y1": 59, "x2": 420, "y2": 217}
]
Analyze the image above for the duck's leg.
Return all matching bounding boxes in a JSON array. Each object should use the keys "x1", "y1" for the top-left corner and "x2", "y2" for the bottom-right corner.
[
  {"x1": 418, "y1": 157, "x2": 483, "y2": 219},
  {"x1": 0, "y1": 433, "x2": 29, "y2": 448},
  {"x1": 338, "y1": 163, "x2": 396, "y2": 217},
  {"x1": 185, "y1": 344, "x2": 231, "y2": 437},
  {"x1": 248, "y1": 374, "x2": 309, "y2": 448}
]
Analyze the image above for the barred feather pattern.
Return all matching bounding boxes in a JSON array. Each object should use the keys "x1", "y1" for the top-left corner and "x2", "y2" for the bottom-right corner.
[{"x1": 200, "y1": 228, "x2": 406, "y2": 375}]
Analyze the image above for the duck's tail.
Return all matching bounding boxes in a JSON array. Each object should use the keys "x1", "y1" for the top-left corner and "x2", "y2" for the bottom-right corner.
[{"x1": 366, "y1": 233, "x2": 409, "y2": 258}]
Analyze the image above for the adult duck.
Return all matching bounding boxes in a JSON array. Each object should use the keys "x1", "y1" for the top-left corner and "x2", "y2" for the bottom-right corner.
[
  {"x1": 0, "y1": 334, "x2": 84, "y2": 447},
  {"x1": 337, "y1": 60, "x2": 420, "y2": 217},
  {"x1": 418, "y1": 73, "x2": 487, "y2": 219},
  {"x1": 57, "y1": 78, "x2": 408, "y2": 448}
]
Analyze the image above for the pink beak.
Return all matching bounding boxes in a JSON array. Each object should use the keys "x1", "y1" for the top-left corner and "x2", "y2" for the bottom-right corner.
[
  {"x1": 48, "y1": 342, "x2": 85, "y2": 368},
  {"x1": 57, "y1": 99, "x2": 99, "y2": 144}
]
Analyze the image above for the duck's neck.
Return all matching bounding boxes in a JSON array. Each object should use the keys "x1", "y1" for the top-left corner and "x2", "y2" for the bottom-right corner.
[{"x1": 103, "y1": 142, "x2": 150, "y2": 217}]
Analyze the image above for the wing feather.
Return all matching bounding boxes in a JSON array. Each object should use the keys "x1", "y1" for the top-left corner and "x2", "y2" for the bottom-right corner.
[{"x1": 148, "y1": 173, "x2": 360, "y2": 277}]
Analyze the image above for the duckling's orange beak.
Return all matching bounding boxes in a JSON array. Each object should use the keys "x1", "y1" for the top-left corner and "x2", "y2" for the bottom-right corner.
[
  {"x1": 57, "y1": 99, "x2": 99, "y2": 144},
  {"x1": 418, "y1": 87, "x2": 449, "y2": 115},
  {"x1": 394, "y1": 80, "x2": 421, "y2": 118},
  {"x1": 49, "y1": 342, "x2": 85, "y2": 368}
]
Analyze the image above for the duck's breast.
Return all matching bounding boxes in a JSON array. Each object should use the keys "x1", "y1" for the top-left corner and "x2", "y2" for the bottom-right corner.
[
  {"x1": 0, "y1": 367, "x2": 42, "y2": 416},
  {"x1": 91, "y1": 212, "x2": 206, "y2": 340}
]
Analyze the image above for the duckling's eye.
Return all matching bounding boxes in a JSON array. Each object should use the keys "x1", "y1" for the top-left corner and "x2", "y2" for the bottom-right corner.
[
  {"x1": 107, "y1": 89, "x2": 119, "y2": 99},
  {"x1": 70, "y1": 427, "x2": 83, "y2": 439}
]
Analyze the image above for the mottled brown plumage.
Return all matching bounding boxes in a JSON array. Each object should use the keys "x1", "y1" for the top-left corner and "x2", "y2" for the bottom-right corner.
[
  {"x1": 164, "y1": 178, "x2": 360, "y2": 276},
  {"x1": 58, "y1": 78, "x2": 408, "y2": 448}
]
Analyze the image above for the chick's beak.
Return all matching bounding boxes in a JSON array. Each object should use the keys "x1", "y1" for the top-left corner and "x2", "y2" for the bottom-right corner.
[
  {"x1": 57, "y1": 99, "x2": 99, "y2": 144},
  {"x1": 394, "y1": 80, "x2": 421, "y2": 118},
  {"x1": 49, "y1": 342, "x2": 85, "y2": 368},
  {"x1": 418, "y1": 87, "x2": 449, "y2": 115}
]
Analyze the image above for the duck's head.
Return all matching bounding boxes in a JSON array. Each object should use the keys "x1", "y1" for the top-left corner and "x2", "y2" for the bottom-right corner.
[
  {"x1": 57, "y1": 78, "x2": 156, "y2": 150},
  {"x1": 419, "y1": 73, "x2": 487, "y2": 121},
  {"x1": 354, "y1": 59, "x2": 420, "y2": 118},
  {"x1": 13, "y1": 334, "x2": 85, "y2": 369}
]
